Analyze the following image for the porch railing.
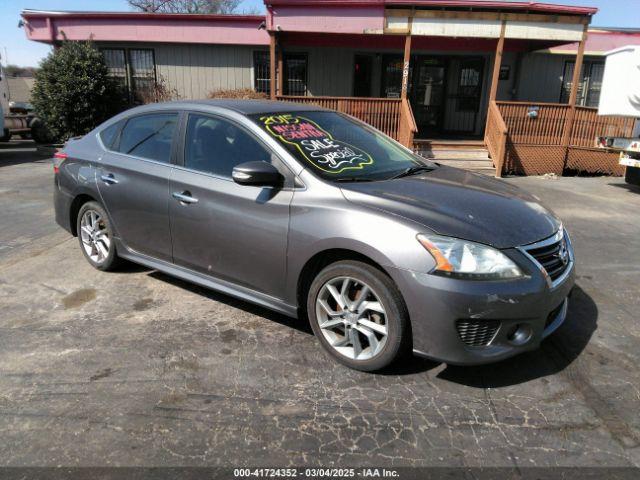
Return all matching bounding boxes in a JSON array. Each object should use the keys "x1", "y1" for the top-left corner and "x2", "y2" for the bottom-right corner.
[
  {"x1": 484, "y1": 101, "x2": 508, "y2": 177},
  {"x1": 276, "y1": 95, "x2": 416, "y2": 148},
  {"x1": 397, "y1": 98, "x2": 418, "y2": 149},
  {"x1": 486, "y1": 101, "x2": 636, "y2": 176}
]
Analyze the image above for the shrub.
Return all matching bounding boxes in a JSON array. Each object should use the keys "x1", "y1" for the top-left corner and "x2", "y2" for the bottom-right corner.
[
  {"x1": 208, "y1": 88, "x2": 268, "y2": 100},
  {"x1": 136, "y1": 74, "x2": 181, "y2": 104},
  {"x1": 31, "y1": 40, "x2": 127, "y2": 143}
]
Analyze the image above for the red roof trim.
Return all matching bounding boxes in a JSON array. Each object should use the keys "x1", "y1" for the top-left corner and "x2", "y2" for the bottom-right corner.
[
  {"x1": 21, "y1": 10, "x2": 265, "y2": 22},
  {"x1": 265, "y1": 0, "x2": 597, "y2": 16}
]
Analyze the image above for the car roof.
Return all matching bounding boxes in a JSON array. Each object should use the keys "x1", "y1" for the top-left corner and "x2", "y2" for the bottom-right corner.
[{"x1": 129, "y1": 99, "x2": 327, "y2": 116}]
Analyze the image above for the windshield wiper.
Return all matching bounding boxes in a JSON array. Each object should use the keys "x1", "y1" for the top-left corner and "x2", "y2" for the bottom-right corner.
[
  {"x1": 333, "y1": 177, "x2": 375, "y2": 183},
  {"x1": 390, "y1": 165, "x2": 436, "y2": 180}
]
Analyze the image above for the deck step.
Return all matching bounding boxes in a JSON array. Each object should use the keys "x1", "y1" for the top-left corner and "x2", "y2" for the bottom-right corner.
[
  {"x1": 422, "y1": 150, "x2": 491, "y2": 160},
  {"x1": 414, "y1": 139, "x2": 486, "y2": 150},
  {"x1": 413, "y1": 140, "x2": 494, "y2": 175}
]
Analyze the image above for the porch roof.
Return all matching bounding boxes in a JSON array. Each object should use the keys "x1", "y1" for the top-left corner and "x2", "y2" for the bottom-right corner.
[
  {"x1": 265, "y1": 0, "x2": 598, "y2": 16},
  {"x1": 543, "y1": 28, "x2": 640, "y2": 55}
]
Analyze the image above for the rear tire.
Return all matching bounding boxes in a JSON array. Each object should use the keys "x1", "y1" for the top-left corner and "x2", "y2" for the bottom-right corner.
[
  {"x1": 76, "y1": 201, "x2": 122, "y2": 271},
  {"x1": 307, "y1": 260, "x2": 410, "y2": 372},
  {"x1": 0, "y1": 129, "x2": 11, "y2": 142}
]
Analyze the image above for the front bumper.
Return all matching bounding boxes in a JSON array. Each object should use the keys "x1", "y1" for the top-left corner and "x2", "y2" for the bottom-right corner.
[{"x1": 388, "y1": 248, "x2": 575, "y2": 366}]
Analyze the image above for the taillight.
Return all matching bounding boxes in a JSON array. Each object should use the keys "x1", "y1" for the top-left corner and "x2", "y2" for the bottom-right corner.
[{"x1": 53, "y1": 151, "x2": 67, "y2": 174}]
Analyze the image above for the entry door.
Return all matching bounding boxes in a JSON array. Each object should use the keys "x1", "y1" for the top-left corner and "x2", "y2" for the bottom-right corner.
[
  {"x1": 96, "y1": 112, "x2": 178, "y2": 262},
  {"x1": 169, "y1": 112, "x2": 293, "y2": 298},
  {"x1": 443, "y1": 57, "x2": 485, "y2": 134},
  {"x1": 353, "y1": 55, "x2": 373, "y2": 97},
  {"x1": 410, "y1": 57, "x2": 447, "y2": 136}
]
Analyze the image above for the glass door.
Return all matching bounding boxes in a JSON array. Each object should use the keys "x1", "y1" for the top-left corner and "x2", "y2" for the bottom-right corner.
[
  {"x1": 443, "y1": 57, "x2": 484, "y2": 134},
  {"x1": 410, "y1": 57, "x2": 447, "y2": 136}
]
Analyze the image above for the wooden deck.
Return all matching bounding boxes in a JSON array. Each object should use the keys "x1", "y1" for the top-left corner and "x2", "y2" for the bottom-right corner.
[
  {"x1": 486, "y1": 101, "x2": 635, "y2": 176},
  {"x1": 277, "y1": 95, "x2": 634, "y2": 178}
]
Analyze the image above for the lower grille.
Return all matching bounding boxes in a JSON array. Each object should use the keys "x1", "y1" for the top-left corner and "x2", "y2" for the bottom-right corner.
[
  {"x1": 524, "y1": 232, "x2": 571, "y2": 282},
  {"x1": 455, "y1": 319, "x2": 500, "y2": 347}
]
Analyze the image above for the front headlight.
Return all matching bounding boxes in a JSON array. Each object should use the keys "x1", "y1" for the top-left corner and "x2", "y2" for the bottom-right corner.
[{"x1": 417, "y1": 234, "x2": 524, "y2": 280}]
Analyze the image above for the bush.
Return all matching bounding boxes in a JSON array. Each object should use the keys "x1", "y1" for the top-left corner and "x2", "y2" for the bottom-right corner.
[
  {"x1": 31, "y1": 41, "x2": 127, "y2": 143},
  {"x1": 137, "y1": 74, "x2": 181, "y2": 104},
  {"x1": 208, "y1": 88, "x2": 268, "y2": 100}
]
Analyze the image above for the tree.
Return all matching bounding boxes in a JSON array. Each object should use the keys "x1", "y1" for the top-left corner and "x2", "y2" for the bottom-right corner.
[
  {"x1": 31, "y1": 41, "x2": 127, "y2": 143},
  {"x1": 3, "y1": 65, "x2": 39, "y2": 77},
  {"x1": 128, "y1": 0, "x2": 241, "y2": 14}
]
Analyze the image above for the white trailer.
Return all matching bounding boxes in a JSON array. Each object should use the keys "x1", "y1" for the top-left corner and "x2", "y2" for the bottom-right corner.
[
  {"x1": 0, "y1": 57, "x2": 33, "y2": 142},
  {"x1": 597, "y1": 45, "x2": 640, "y2": 185}
]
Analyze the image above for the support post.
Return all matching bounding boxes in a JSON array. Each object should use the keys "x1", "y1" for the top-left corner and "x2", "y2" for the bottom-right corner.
[
  {"x1": 561, "y1": 24, "x2": 589, "y2": 166},
  {"x1": 400, "y1": 15, "x2": 413, "y2": 100},
  {"x1": 488, "y1": 20, "x2": 506, "y2": 105},
  {"x1": 269, "y1": 31, "x2": 276, "y2": 100},
  {"x1": 277, "y1": 43, "x2": 283, "y2": 96}
]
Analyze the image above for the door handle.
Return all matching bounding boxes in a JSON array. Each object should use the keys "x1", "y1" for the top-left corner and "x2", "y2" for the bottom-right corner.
[
  {"x1": 172, "y1": 191, "x2": 199, "y2": 204},
  {"x1": 100, "y1": 174, "x2": 118, "y2": 185}
]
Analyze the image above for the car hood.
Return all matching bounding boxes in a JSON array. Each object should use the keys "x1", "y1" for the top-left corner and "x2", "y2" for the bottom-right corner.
[{"x1": 339, "y1": 166, "x2": 560, "y2": 249}]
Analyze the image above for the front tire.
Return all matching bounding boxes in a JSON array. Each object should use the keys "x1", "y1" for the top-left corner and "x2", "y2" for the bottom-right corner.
[
  {"x1": 307, "y1": 260, "x2": 410, "y2": 372},
  {"x1": 76, "y1": 201, "x2": 121, "y2": 271}
]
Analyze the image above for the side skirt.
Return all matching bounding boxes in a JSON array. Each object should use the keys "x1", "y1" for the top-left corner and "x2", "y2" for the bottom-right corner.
[{"x1": 115, "y1": 240, "x2": 299, "y2": 319}]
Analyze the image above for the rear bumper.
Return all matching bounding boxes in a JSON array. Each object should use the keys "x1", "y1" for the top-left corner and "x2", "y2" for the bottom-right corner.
[
  {"x1": 388, "y1": 252, "x2": 575, "y2": 366},
  {"x1": 54, "y1": 178, "x2": 74, "y2": 234}
]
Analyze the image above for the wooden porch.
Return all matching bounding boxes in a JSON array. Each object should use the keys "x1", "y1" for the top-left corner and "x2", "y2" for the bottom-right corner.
[
  {"x1": 269, "y1": 4, "x2": 632, "y2": 177},
  {"x1": 486, "y1": 101, "x2": 635, "y2": 177}
]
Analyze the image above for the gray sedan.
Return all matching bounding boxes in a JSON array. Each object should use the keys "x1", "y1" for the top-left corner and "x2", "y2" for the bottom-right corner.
[{"x1": 53, "y1": 100, "x2": 575, "y2": 371}]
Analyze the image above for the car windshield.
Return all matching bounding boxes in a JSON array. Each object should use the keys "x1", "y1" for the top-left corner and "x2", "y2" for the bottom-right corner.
[{"x1": 249, "y1": 111, "x2": 436, "y2": 181}]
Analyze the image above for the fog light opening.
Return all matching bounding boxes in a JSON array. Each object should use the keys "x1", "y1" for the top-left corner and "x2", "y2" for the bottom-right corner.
[{"x1": 506, "y1": 324, "x2": 532, "y2": 346}]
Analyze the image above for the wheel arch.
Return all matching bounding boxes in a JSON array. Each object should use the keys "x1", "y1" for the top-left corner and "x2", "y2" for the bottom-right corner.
[
  {"x1": 295, "y1": 247, "x2": 398, "y2": 318},
  {"x1": 69, "y1": 193, "x2": 98, "y2": 236}
]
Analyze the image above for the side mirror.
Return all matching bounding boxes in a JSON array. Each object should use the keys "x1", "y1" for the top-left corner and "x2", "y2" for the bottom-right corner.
[{"x1": 232, "y1": 161, "x2": 283, "y2": 187}]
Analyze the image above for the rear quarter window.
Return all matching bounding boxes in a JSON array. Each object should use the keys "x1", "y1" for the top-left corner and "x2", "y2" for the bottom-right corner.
[{"x1": 98, "y1": 120, "x2": 123, "y2": 150}]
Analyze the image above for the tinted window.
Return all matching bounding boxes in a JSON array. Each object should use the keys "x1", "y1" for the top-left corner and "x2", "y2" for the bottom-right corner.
[
  {"x1": 184, "y1": 114, "x2": 271, "y2": 178},
  {"x1": 117, "y1": 113, "x2": 177, "y2": 163},
  {"x1": 250, "y1": 111, "x2": 433, "y2": 181},
  {"x1": 99, "y1": 120, "x2": 123, "y2": 150}
]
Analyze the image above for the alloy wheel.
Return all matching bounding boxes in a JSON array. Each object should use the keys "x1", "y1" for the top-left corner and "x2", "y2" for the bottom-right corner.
[
  {"x1": 80, "y1": 209, "x2": 111, "y2": 264},
  {"x1": 315, "y1": 276, "x2": 388, "y2": 360}
]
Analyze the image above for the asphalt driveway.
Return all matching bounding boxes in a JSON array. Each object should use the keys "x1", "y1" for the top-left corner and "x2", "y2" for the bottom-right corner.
[{"x1": 1, "y1": 139, "x2": 640, "y2": 468}]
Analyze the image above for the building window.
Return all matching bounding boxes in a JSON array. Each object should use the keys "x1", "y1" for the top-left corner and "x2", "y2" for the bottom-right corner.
[
  {"x1": 284, "y1": 53, "x2": 308, "y2": 96},
  {"x1": 560, "y1": 60, "x2": 605, "y2": 108},
  {"x1": 102, "y1": 48, "x2": 128, "y2": 91},
  {"x1": 253, "y1": 51, "x2": 271, "y2": 94},
  {"x1": 101, "y1": 48, "x2": 156, "y2": 104},
  {"x1": 129, "y1": 49, "x2": 156, "y2": 103}
]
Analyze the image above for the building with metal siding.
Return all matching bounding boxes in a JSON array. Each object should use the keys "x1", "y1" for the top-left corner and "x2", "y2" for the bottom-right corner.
[{"x1": 19, "y1": 3, "x2": 640, "y2": 176}]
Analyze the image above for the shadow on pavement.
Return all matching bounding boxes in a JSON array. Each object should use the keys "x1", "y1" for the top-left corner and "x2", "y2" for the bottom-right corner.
[
  {"x1": 437, "y1": 285, "x2": 597, "y2": 388},
  {"x1": 116, "y1": 256, "x2": 596, "y2": 382},
  {"x1": 147, "y1": 270, "x2": 314, "y2": 336},
  {"x1": 0, "y1": 140, "x2": 50, "y2": 167},
  {"x1": 607, "y1": 181, "x2": 640, "y2": 194}
]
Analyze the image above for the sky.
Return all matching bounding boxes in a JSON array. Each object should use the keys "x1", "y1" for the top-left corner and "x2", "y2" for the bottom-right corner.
[{"x1": 0, "y1": 0, "x2": 638, "y2": 67}]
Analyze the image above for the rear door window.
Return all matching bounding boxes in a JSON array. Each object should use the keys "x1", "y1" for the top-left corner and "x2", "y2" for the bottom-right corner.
[{"x1": 116, "y1": 113, "x2": 178, "y2": 163}]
